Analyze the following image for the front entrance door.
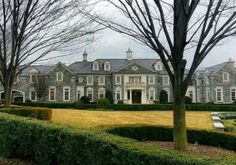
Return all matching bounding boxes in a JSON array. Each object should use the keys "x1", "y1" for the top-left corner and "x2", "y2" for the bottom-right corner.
[{"x1": 132, "y1": 90, "x2": 142, "y2": 104}]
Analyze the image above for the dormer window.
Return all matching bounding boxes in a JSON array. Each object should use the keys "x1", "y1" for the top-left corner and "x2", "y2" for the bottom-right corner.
[
  {"x1": 155, "y1": 61, "x2": 162, "y2": 70},
  {"x1": 56, "y1": 72, "x2": 63, "y2": 81},
  {"x1": 93, "y1": 61, "x2": 99, "y2": 70},
  {"x1": 104, "y1": 61, "x2": 110, "y2": 71},
  {"x1": 223, "y1": 72, "x2": 230, "y2": 82}
]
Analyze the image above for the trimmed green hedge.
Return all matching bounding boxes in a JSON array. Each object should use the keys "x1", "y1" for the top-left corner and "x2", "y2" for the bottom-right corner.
[
  {"x1": 0, "y1": 113, "x2": 234, "y2": 165},
  {"x1": 0, "y1": 107, "x2": 52, "y2": 120},
  {"x1": 106, "y1": 125, "x2": 236, "y2": 151},
  {"x1": 14, "y1": 102, "x2": 236, "y2": 111}
]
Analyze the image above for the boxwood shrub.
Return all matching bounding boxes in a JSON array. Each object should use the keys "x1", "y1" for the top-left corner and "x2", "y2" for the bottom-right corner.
[
  {"x1": 0, "y1": 113, "x2": 234, "y2": 165},
  {"x1": 106, "y1": 125, "x2": 236, "y2": 151},
  {"x1": 0, "y1": 107, "x2": 52, "y2": 120}
]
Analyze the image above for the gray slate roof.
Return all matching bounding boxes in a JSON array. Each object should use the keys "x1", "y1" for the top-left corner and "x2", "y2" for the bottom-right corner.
[
  {"x1": 21, "y1": 65, "x2": 53, "y2": 76},
  {"x1": 68, "y1": 59, "x2": 159, "y2": 74}
]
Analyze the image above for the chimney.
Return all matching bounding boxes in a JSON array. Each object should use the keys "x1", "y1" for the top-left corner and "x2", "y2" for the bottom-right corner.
[
  {"x1": 228, "y1": 58, "x2": 235, "y2": 67},
  {"x1": 126, "y1": 48, "x2": 133, "y2": 61},
  {"x1": 83, "y1": 51, "x2": 87, "y2": 62}
]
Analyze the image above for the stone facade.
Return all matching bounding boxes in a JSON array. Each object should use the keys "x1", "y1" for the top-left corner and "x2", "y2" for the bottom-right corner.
[{"x1": 0, "y1": 50, "x2": 235, "y2": 104}]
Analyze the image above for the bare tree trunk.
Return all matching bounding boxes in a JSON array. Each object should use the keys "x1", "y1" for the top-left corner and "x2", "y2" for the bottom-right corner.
[{"x1": 3, "y1": 83, "x2": 12, "y2": 108}]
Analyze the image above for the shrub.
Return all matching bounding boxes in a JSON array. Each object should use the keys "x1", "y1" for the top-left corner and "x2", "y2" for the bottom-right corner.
[
  {"x1": 80, "y1": 95, "x2": 90, "y2": 104},
  {"x1": 154, "y1": 100, "x2": 159, "y2": 104},
  {"x1": 25, "y1": 99, "x2": 32, "y2": 103},
  {"x1": 159, "y1": 90, "x2": 168, "y2": 104},
  {"x1": 96, "y1": 98, "x2": 110, "y2": 109},
  {"x1": 0, "y1": 113, "x2": 232, "y2": 165},
  {"x1": 185, "y1": 96, "x2": 192, "y2": 104},
  {"x1": 117, "y1": 100, "x2": 124, "y2": 104},
  {"x1": 105, "y1": 90, "x2": 114, "y2": 104},
  {"x1": 0, "y1": 107, "x2": 52, "y2": 120}
]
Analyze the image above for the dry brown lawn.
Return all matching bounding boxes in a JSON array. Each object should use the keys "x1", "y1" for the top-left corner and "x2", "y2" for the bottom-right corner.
[{"x1": 52, "y1": 109, "x2": 214, "y2": 130}]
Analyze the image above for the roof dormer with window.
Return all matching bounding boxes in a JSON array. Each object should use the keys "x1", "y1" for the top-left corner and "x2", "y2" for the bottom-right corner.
[
  {"x1": 104, "y1": 61, "x2": 110, "y2": 71},
  {"x1": 154, "y1": 61, "x2": 162, "y2": 71},
  {"x1": 93, "y1": 61, "x2": 99, "y2": 71}
]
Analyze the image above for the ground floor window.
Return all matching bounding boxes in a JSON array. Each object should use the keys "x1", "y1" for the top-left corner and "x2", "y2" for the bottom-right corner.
[
  {"x1": 87, "y1": 88, "x2": 93, "y2": 101},
  {"x1": 206, "y1": 88, "x2": 210, "y2": 102},
  {"x1": 149, "y1": 89, "x2": 155, "y2": 100},
  {"x1": 63, "y1": 87, "x2": 70, "y2": 101},
  {"x1": 30, "y1": 90, "x2": 37, "y2": 101},
  {"x1": 99, "y1": 88, "x2": 105, "y2": 99},
  {"x1": 116, "y1": 90, "x2": 121, "y2": 100},
  {"x1": 49, "y1": 87, "x2": 56, "y2": 101},
  {"x1": 216, "y1": 87, "x2": 223, "y2": 102},
  {"x1": 77, "y1": 91, "x2": 81, "y2": 101},
  {"x1": 231, "y1": 88, "x2": 236, "y2": 102}
]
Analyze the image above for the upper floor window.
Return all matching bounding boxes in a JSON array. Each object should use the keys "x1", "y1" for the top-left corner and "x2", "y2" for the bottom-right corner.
[
  {"x1": 155, "y1": 61, "x2": 162, "y2": 70},
  {"x1": 93, "y1": 61, "x2": 99, "y2": 70},
  {"x1": 223, "y1": 72, "x2": 229, "y2": 82},
  {"x1": 129, "y1": 76, "x2": 141, "y2": 83},
  {"x1": 98, "y1": 76, "x2": 105, "y2": 85},
  {"x1": 116, "y1": 75, "x2": 121, "y2": 84},
  {"x1": 87, "y1": 76, "x2": 93, "y2": 85},
  {"x1": 149, "y1": 76, "x2": 155, "y2": 85},
  {"x1": 104, "y1": 61, "x2": 110, "y2": 71},
  {"x1": 30, "y1": 74, "x2": 37, "y2": 83},
  {"x1": 163, "y1": 76, "x2": 169, "y2": 85},
  {"x1": 56, "y1": 72, "x2": 63, "y2": 81}
]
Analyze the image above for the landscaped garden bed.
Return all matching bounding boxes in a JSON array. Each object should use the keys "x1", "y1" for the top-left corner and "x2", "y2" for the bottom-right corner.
[{"x1": 0, "y1": 112, "x2": 236, "y2": 164}]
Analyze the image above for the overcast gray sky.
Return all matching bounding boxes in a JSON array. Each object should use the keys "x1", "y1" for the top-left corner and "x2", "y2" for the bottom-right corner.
[{"x1": 42, "y1": 28, "x2": 236, "y2": 69}]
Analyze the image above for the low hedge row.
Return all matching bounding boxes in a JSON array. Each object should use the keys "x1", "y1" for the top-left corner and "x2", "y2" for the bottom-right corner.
[
  {"x1": 106, "y1": 125, "x2": 236, "y2": 151},
  {"x1": 0, "y1": 107, "x2": 52, "y2": 120},
  {"x1": 14, "y1": 102, "x2": 236, "y2": 111},
  {"x1": 0, "y1": 113, "x2": 234, "y2": 165}
]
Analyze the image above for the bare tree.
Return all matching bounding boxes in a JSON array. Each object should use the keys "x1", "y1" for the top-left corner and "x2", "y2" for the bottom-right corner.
[
  {"x1": 89, "y1": 0, "x2": 236, "y2": 151},
  {"x1": 0, "y1": 0, "x2": 100, "y2": 108}
]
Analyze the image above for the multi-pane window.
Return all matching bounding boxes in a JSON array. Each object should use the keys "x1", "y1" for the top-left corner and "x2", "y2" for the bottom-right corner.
[
  {"x1": 99, "y1": 88, "x2": 105, "y2": 99},
  {"x1": 93, "y1": 62, "x2": 99, "y2": 70},
  {"x1": 149, "y1": 76, "x2": 155, "y2": 85},
  {"x1": 87, "y1": 76, "x2": 93, "y2": 85},
  {"x1": 149, "y1": 90, "x2": 155, "y2": 100},
  {"x1": 30, "y1": 74, "x2": 37, "y2": 83},
  {"x1": 216, "y1": 87, "x2": 223, "y2": 102},
  {"x1": 116, "y1": 76, "x2": 121, "y2": 84},
  {"x1": 116, "y1": 90, "x2": 121, "y2": 100},
  {"x1": 231, "y1": 88, "x2": 236, "y2": 102},
  {"x1": 163, "y1": 76, "x2": 169, "y2": 85},
  {"x1": 30, "y1": 90, "x2": 37, "y2": 101},
  {"x1": 223, "y1": 72, "x2": 229, "y2": 82},
  {"x1": 49, "y1": 87, "x2": 56, "y2": 101},
  {"x1": 87, "y1": 89, "x2": 93, "y2": 101},
  {"x1": 104, "y1": 62, "x2": 110, "y2": 70},
  {"x1": 57, "y1": 72, "x2": 63, "y2": 81},
  {"x1": 99, "y1": 76, "x2": 105, "y2": 85},
  {"x1": 63, "y1": 87, "x2": 70, "y2": 101},
  {"x1": 129, "y1": 76, "x2": 141, "y2": 82}
]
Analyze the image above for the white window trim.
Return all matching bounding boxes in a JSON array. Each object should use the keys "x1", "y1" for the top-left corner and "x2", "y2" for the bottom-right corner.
[
  {"x1": 98, "y1": 88, "x2": 105, "y2": 99},
  {"x1": 63, "y1": 86, "x2": 70, "y2": 101},
  {"x1": 87, "y1": 76, "x2": 93, "y2": 85},
  {"x1": 230, "y1": 87, "x2": 236, "y2": 102},
  {"x1": 163, "y1": 76, "x2": 169, "y2": 85},
  {"x1": 98, "y1": 76, "x2": 105, "y2": 85},
  {"x1": 149, "y1": 88, "x2": 155, "y2": 100},
  {"x1": 116, "y1": 75, "x2": 121, "y2": 85},
  {"x1": 223, "y1": 72, "x2": 230, "y2": 82},
  {"x1": 56, "y1": 72, "x2": 63, "y2": 81},
  {"x1": 87, "y1": 88, "x2": 93, "y2": 102},
  {"x1": 149, "y1": 76, "x2": 155, "y2": 85},
  {"x1": 104, "y1": 62, "x2": 110, "y2": 71},
  {"x1": 29, "y1": 89, "x2": 37, "y2": 101},
  {"x1": 30, "y1": 74, "x2": 37, "y2": 83},
  {"x1": 93, "y1": 62, "x2": 99, "y2": 71},
  {"x1": 216, "y1": 87, "x2": 223, "y2": 102},
  {"x1": 115, "y1": 88, "x2": 122, "y2": 100},
  {"x1": 49, "y1": 86, "x2": 56, "y2": 101}
]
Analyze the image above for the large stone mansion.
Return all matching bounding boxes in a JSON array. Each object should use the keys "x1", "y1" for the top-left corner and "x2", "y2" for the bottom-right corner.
[{"x1": 0, "y1": 49, "x2": 235, "y2": 104}]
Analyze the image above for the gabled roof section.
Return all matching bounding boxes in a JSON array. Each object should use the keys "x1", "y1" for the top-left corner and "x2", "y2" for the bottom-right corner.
[
  {"x1": 45, "y1": 62, "x2": 73, "y2": 74},
  {"x1": 204, "y1": 62, "x2": 236, "y2": 75},
  {"x1": 21, "y1": 65, "x2": 53, "y2": 76}
]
